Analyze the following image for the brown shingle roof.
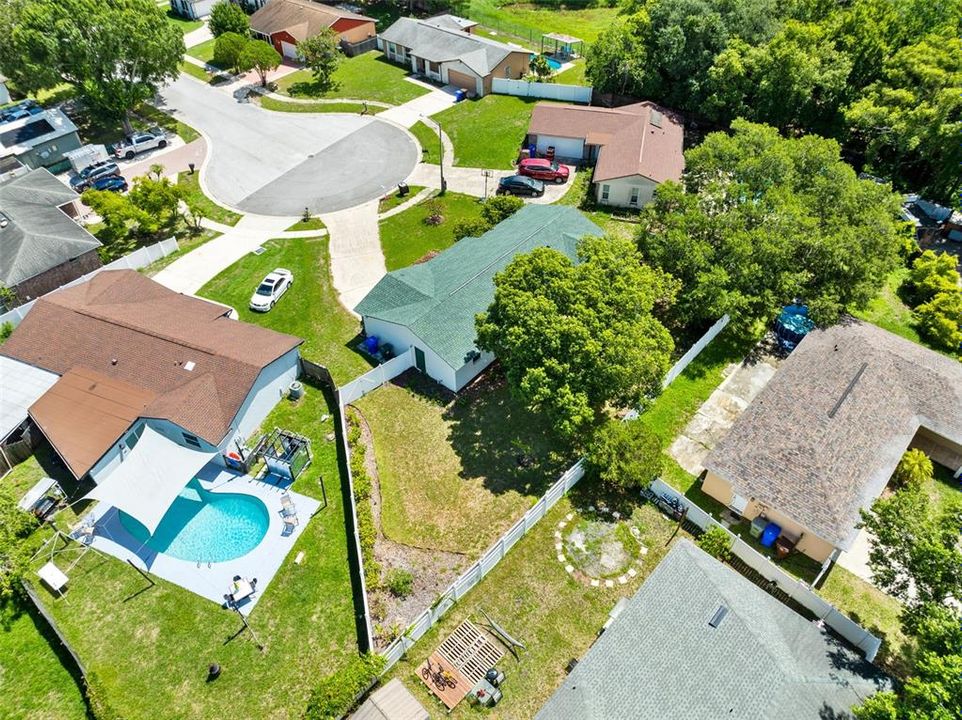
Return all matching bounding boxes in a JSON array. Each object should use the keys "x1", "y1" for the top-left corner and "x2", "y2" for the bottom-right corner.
[
  {"x1": 30, "y1": 367, "x2": 156, "y2": 478},
  {"x1": 1, "y1": 270, "x2": 302, "y2": 477},
  {"x1": 250, "y1": 0, "x2": 373, "y2": 41},
  {"x1": 527, "y1": 101, "x2": 684, "y2": 184},
  {"x1": 705, "y1": 321, "x2": 962, "y2": 549}
]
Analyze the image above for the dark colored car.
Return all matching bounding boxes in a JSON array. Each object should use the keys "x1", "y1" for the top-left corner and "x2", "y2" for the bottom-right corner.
[
  {"x1": 497, "y1": 175, "x2": 545, "y2": 197},
  {"x1": 90, "y1": 175, "x2": 128, "y2": 193},
  {"x1": 70, "y1": 161, "x2": 121, "y2": 192},
  {"x1": 518, "y1": 158, "x2": 569, "y2": 184}
]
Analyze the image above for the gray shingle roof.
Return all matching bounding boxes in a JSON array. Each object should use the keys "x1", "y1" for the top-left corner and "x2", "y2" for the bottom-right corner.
[
  {"x1": 536, "y1": 540, "x2": 889, "y2": 720},
  {"x1": 355, "y1": 205, "x2": 602, "y2": 369},
  {"x1": 0, "y1": 168, "x2": 101, "y2": 287},
  {"x1": 378, "y1": 16, "x2": 520, "y2": 76},
  {"x1": 706, "y1": 320, "x2": 962, "y2": 549}
]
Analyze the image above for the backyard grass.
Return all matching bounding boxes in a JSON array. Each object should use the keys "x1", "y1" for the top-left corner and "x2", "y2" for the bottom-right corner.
[
  {"x1": 378, "y1": 192, "x2": 483, "y2": 270},
  {"x1": 468, "y1": 0, "x2": 620, "y2": 43},
  {"x1": 432, "y1": 95, "x2": 537, "y2": 169},
  {"x1": 276, "y1": 51, "x2": 429, "y2": 105},
  {"x1": 853, "y1": 268, "x2": 923, "y2": 345},
  {"x1": 0, "y1": 598, "x2": 89, "y2": 720},
  {"x1": 382, "y1": 494, "x2": 691, "y2": 718},
  {"x1": 177, "y1": 171, "x2": 242, "y2": 226},
  {"x1": 926, "y1": 462, "x2": 962, "y2": 513},
  {"x1": 198, "y1": 236, "x2": 371, "y2": 385},
  {"x1": 285, "y1": 216, "x2": 326, "y2": 231},
  {"x1": 259, "y1": 95, "x2": 384, "y2": 115},
  {"x1": 409, "y1": 121, "x2": 442, "y2": 164},
  {"x1": 554, "y1": 59, "x2": 587, "y2": 85},
  {"x1": 378, "y1": 185, "x2": 426, "y2": 214},
  {"x1": 820, "y1": 566, "x2": 912, "y2": 676},
  {"x1": 354, "y1": 372, "x2": 572, "y2": 557},
  {"x1": 30, "y1": 385, "x2": 360, "y2": 720}
]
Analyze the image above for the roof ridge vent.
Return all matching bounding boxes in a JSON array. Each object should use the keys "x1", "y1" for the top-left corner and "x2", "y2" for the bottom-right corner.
[{"x1": 828, "y1": 361, "x2": 868, "y2": 419}]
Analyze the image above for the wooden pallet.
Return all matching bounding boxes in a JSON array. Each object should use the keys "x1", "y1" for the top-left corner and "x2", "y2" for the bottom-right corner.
[{"x1": 436, "y1": 620, "x2": 505, "y2": 686}]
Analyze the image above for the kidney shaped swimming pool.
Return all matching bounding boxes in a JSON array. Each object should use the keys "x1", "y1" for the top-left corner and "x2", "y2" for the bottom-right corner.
[{"x1": 119, "y1": 480, "x2": 270, "y2": 563}]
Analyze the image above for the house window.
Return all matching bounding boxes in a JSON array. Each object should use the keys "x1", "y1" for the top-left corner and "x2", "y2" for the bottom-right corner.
[
  {"x1": 428, "y1": 61, "x2": 439, "y2": 73},
  {"x1": 629, "y1": 186, "x2": 640, "y2": 206},
  {"x1": 182, "y1": 432, "x2": 201, "y2": 449},
  {"x1": 601, "y1": 184, "x2": 610, "y2": 202},
  {"x1": 505, "y1": 66, "x2": 511, "y2": 77}
]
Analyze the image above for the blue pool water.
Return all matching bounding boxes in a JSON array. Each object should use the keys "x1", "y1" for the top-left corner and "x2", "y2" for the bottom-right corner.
[
  {"x1": 119, "y1": 480, "x2": 269, "y2": 563},
  {"x1": 530, "y1": 54, "x2": 563, "y2": 71}
]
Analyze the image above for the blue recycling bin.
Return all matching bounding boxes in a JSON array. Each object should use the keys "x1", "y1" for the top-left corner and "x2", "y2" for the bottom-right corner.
[
  {"x1": 363, "y1": 336, "x2": 378, "y2": 354},
  {"x1": 455, "y1": 89, "x2": 467, "y2": 102},
  {"x1": 760, "y1": 522, "x2": 782, "y2": 548}
]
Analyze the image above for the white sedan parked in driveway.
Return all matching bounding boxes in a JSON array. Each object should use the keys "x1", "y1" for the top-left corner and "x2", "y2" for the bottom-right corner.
[{"x1": 249, "y1": 268, "x2": 293, "y2": 312}]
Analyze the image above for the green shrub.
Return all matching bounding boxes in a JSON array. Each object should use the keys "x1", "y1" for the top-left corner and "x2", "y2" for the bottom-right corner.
[
  {"x1": 452, "y1": 217, "x2": 491, "y2": 241},
  {"x1": 0, "y1": 321, "x2": 13, "y2": 343},
  {"x1": 584, "y1": 419, "x2": 663, "y2": 491},
  {"x1": 915, "y1": 289, "x2": 962, "y2": 353},
  {"x1": 304, "y1": 653, "x2": 386, "y2": 720},
  {"x1": 346, "y1": 410, "x2": 380, "y2": 586},
  {"x1": 906, "y1": 250, "x2": 960, "y2": 305},
  {"x1": 384, "y1": 568, "x2": 414, "y2": 598},
  {"x1": 893, "y1": 448, "x2": 934, "y2": 490},
  {"x1": 481, "y1": 194, "x2": 523, "y2": 225},
  {"x1": 697, "y1": 525, "x2": 733, "y2": 561}
]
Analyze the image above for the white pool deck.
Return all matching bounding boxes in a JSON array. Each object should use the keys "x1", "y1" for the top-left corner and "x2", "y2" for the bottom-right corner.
[{"x1": 82, "y1": 465, "x2": 320, "y2": 615}]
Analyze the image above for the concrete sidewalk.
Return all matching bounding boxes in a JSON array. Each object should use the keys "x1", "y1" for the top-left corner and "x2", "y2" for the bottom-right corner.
[
  {"x1": 378, "y1": 84, "x2": 459, "y2": 128},
  {"x1": 320, "y1": 199, "x2": 383, "y2": 314}
]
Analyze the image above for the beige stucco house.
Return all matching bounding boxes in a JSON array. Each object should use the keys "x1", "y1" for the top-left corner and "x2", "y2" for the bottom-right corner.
[
  {"x1": 525, "y1": 101, "x2": 684, "y2": 209},
  {"x1": 703, "y1": 321, "x2": 962, "y2": 563}
]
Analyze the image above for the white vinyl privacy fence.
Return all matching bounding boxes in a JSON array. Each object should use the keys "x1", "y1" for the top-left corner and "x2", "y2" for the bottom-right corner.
[
  {"x1": 492, "y1": 78, "x2": 592, "y2": 103},
  {"x1": 649, "y1": 478, "x2": 882, "y2": 661},
  {"x1": 338, "y1": 348, "x2": 415, "y2": 408},
  {"x1": 381, "y1": 460, "x2": 584, "y2": 668},
  {"x1": 662, "y1": 314, "x2": 730, "y2": 388},
  {"x1": 0, "y1": 237, "x2": 179, "y2": 328}
]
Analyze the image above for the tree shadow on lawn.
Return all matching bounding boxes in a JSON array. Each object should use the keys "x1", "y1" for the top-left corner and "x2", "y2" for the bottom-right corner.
[{"x1": 391, "y1": 368, "x2": 573, "y2": 498}]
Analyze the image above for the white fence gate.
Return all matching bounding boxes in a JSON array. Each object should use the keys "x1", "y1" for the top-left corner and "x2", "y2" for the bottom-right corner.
[
  {"x1": 491, "y1": 78, "x2": 592, "y2": 103},
  {"x1": 648, "y1": 478, "x2": 882, "y2": 660},
  {"x1": 0, "y1": 237, "x2": 179, "y2": 328}
]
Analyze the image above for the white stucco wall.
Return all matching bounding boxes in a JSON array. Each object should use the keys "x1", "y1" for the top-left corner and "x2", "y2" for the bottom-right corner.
[
  {"x1": 363, "y1": 318, "x2": 458, "y2": 391},
  {"x1": 454, "y1": 350, "x2": 496, "y2": 391},
  {"x1": 594, "y1": 175, "x2": 658, "y2": 209},
  {"x1": 230, "y1": 347, "x2": 301, "y2": 444}
]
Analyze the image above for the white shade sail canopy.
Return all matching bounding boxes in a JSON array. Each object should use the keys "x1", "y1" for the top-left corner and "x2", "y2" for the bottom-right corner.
[
  {"x1": 84, "y1": 424, "x2": 215, "y2": 534},
  {"x1": 0, "y1": 355, "x2": 58, "y2": 441}
]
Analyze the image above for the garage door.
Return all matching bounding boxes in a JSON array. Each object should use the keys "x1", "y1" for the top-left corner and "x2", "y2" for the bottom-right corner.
[
  {"x1": 535, "y1": 135, "x2": 584, "y2": 160},
  {"x1": 447, "y1": 70, "x2": 478, "y2": 96},
  {"x1": 280, "y1": 41, "x2": 299, "y2": 60}
]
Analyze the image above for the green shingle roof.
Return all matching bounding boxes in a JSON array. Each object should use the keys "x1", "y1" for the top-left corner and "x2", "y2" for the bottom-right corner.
[{"x1": 355, "y1": 205, "x2": 603, "y2": 369}]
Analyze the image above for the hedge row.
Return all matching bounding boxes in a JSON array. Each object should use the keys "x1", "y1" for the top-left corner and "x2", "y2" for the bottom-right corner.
[
  {"x1": 345, "y1": 410, "x2": 380, "y2": 588},
  {"x1": 303, "y1": 652, "x2": 386, "y2": 720}
]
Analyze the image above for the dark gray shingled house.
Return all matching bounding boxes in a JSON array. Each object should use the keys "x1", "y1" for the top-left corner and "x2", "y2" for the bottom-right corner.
[
  {"x1": 0, "y1": 167, "x2": 101, "y2": 305},
  {"x1": 536, "y1": 540, "x2": 889, "y2": 720},
  {"x1": 702, "y1": 320, "x2": 962, "y2": 562}
]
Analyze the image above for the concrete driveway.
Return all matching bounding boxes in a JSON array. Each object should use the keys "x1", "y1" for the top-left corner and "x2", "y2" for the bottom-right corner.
[{"x1": 157, "y1": 76, "x2": 418, "y2": 216}]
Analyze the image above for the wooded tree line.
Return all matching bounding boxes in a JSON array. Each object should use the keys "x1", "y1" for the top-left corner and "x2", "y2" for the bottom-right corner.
[{"x1": 587, "y1": 0, "x2": 962, "y2": 202}]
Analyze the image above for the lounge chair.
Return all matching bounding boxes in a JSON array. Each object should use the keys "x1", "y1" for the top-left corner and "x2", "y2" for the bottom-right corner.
[{"x1": 280, "y1": 493, "x2": 297, "y2": 517}]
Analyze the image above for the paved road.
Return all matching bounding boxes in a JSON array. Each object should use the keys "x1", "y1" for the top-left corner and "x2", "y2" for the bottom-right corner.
[{"x1": 157, "y1": 76, "x2": 418, "y2": 216}]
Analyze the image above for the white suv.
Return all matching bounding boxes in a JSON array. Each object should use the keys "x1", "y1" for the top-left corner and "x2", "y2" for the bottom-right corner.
[{"x1": 113, "y1": 127, "x2": 168, "y2": 160}]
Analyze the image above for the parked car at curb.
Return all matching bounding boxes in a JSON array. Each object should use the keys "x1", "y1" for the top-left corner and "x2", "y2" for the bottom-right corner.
[
  {"x1": 497, "y1": 175, "x2": 545, "y2": 197},
  {"x1": 90, "y1": 175, "x2": 129, "y2": 193},
  {"x1": 518, "y1": 158, "x2": 569, "y2": 183},
  {"x1": 70, "y1": 161, "x2": 121, "y2": 192},
  {"x1": 112, "y1": 127, "x2": 167, "y2": 160},
  {"x1": 249, "y1": 269, "x2": 294, "y2": 312}
]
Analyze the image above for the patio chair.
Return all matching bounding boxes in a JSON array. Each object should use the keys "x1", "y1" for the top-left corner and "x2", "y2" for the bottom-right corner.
[
  {"x1": 280, "y1": 493, "x2": 297, "y2": 517},
  {"x1": 281, "y1": 513, "x2": 299, "y2": 536},
  {"x1": 70, "y1": 518, "x2": 96, "y2": 545}
]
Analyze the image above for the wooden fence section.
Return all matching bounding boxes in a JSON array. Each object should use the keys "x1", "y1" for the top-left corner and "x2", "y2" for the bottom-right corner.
[{"x1": 648, "y1": 478, "x2": 882, "y2": 661}]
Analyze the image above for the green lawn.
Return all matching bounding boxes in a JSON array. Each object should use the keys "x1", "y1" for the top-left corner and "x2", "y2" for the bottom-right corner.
[
  {"x1": 378, "y1": 192, "x2": 483, "y2": 270},
  {"x1": 165, "y1": 7, "x2": 202, "y2": 34},
  {"x1": 198, "y1": 236, "x2": 371, "y2": 385},
  {"x1": 554, "y1": 59, "x2": 587, "y2": 85},
  {"x1": 853, "y1": 268, "x2": 923, "y2": 345},
  {"x1": 354, "y1": 372, "x2": 572, "y2": 557},
  {"x1": 382, "y1": 494, "x2": 692, "y2": 718},
  {"x1": 410, "y1": 121, "x2": 442, "y2": 165},
  {"x1": 31, "y1": 386, "x2": 360, "y2": 720},
  {"x1": 926, "y1": 462, "x2": 962, "y2": 514},
  {"x1": 0, "y1": 598, "x2": 89, "y2": 720},
  {"x1": 378, "y1": 185, "x2": 425, "y2": 214},
  {"x1": 259, "y1": 95, "x2": 384, "y2": 115},
  {"x1": 185, "y1": 37, "x2": 217, "y2": 65},
  {"x1": 468, "y1": 0, "x2": 619, "y2": 44},
  {"x1": 285, "y1": 216, "x2": 326, "y2": 232},
  {"x1": 177, "y1": 171, "x2": 242, "y2": 226},
  {"x1": 432, "y1": 95, "x2": 537, "y2": 169},
  {"x1": 276, "y1": 51, "x2": 429, "y2": 105}
]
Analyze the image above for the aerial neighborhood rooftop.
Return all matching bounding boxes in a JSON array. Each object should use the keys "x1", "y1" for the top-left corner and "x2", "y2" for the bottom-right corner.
[{"x1": 0, "y1": 1, "x2": 958, "y2": 719}]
